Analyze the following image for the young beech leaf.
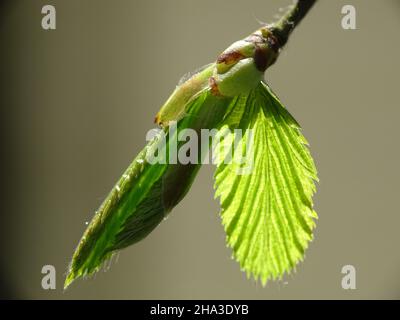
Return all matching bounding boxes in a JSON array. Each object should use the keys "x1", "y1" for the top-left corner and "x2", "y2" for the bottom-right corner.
[
  {"x1": 214, "y1": 82, "x2": 318, "y2": 284},
  {"x1": 65, "y1": 89, "x2": 232, "y2": 288}
]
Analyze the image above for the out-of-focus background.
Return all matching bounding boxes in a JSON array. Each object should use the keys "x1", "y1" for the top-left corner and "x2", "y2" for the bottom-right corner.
[{"x1": 1, "y1": 0, "x2": 399, "y2": 299}]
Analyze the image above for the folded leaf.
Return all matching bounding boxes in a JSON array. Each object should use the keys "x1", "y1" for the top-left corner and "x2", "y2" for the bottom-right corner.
[{"x1": 65, "y1": 89, "x2": 231, "y2": 288}]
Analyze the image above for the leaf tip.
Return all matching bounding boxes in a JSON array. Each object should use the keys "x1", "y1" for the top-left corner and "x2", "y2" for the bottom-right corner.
[{"x1": 63, "y1": 271, "x2": 76, "y2": 290}]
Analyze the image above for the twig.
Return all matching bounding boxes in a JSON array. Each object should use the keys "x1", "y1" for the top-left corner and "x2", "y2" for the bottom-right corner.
[{"x1": 269, "y1": 0, "x2": 317, "y2": 48}]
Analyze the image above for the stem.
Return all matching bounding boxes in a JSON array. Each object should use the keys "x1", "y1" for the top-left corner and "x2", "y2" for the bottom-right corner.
[{"x1": 270, "y1": 0, "x2": 317, "y2": 48}]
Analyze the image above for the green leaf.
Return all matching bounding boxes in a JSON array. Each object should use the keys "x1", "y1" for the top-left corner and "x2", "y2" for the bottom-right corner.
[
  {"x1": 214, "y1": 82, "x2": 318, "y2": 284},
  {"x1": 65, "y1": 89, "x2": 231, "y2": 288}
]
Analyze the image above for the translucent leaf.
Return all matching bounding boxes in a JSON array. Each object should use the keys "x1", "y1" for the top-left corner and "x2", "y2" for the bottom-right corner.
[{"x1": 214, "y1": 82, "x2": 318, "y2": 284}]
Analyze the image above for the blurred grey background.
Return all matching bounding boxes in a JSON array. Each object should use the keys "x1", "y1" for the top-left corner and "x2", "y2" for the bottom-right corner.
[{"x1": 1, "y1": 0, "x2": 399, "y2": 299}]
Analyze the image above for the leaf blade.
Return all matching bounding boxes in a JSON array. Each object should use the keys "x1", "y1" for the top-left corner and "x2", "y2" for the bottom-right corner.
[
  {"x1": 213, "y1": 82, "x2": 318, "y2": 284},
  {"x1": 65, "y1": 89, "x2": 231, "y2": 288}
]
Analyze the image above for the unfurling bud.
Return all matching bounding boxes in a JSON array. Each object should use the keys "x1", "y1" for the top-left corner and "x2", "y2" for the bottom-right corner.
[
  {"x1": 211, "y1": 27, "x2": 279, "y2": 97},
  {"x1": 155, "y1": 27, "x2": 280, "y2": 127}
]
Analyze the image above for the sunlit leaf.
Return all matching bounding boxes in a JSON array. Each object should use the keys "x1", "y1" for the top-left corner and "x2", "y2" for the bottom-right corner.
[{"x1": 214, "y1": 82, "x2": 318, "y2": 284}]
